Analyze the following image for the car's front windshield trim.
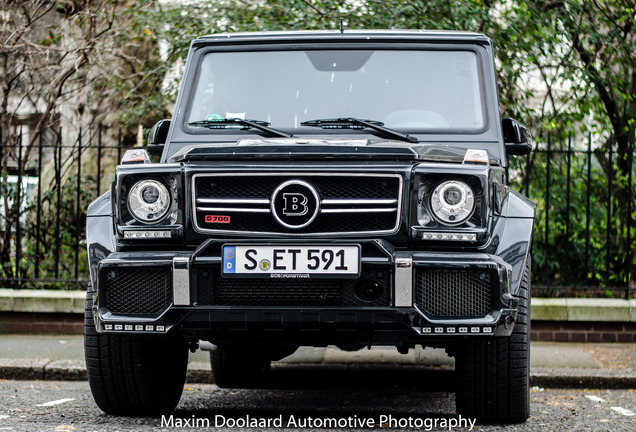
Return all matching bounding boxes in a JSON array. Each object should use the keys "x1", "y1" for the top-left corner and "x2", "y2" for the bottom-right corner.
[{"x1": 181, "y1": 47, "x2": 489, "y2": 137}]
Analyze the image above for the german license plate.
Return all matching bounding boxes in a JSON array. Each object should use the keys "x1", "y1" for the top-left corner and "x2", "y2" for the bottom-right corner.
[{"x1": 222, "y1": 245, "x2": 360, "y2": 277}]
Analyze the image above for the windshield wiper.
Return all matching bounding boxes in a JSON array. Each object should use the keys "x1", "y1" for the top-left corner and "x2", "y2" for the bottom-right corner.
[
  {"x1": 301, "y1": 117, "x2": 418, "y2": 143},
  {"x1": 189, "y1": 118, "x2": 293, "y2": 138}
]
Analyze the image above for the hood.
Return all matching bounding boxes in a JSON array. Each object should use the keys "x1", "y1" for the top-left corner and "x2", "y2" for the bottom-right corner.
[{"x1": 168, "y1": 138, "x2": 497, "y2": 165}]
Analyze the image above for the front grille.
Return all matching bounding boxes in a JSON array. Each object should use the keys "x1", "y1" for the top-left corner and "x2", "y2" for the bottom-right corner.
[
  {"x1": 415, "y1": 269, "x2": 495, "y2": 317},
  {"x1": 192, "y1": 173, "x2": 402, "y2": 235},
  {"x1": 195, "y1": 269, "x2": 389, "y2": 307},
  {"x1": 102, "y1": 267, "x2": 172, "y2": 315}
]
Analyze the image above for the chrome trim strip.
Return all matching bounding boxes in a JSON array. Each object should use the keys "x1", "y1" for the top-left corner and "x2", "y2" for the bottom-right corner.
[
  {"x1": 196, "y1": 198, "x2": 397, "y2": 206},
  {"x1": 361, "y1": 257, "x2": 392, "y2": 264},
  {"x1": 196, "y1": 198, "x2": 270, "y2": 205},
  {"x1": 197, "y1": 207, "x2": 271, "y2": 213},
  {"x1": 322, "y1": 199, "x2": 398, "y2": 205},
  {"x1": 192, "y1": 172, "x2": 403, "y2": 237},
  {"x1": 321, "y1": 208, "x2": 397, "y2": 214},
  {"x1": 172, "y1": 257, "x2": 190, "y2": 306},
  {"x1": 394, "y1": 254, "x2": 413, "y2": 307}
]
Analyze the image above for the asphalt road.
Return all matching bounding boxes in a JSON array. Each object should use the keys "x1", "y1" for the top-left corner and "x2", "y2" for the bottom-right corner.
[{"x1": 0, "y1": 378, "x2": 635, "y2": 432}]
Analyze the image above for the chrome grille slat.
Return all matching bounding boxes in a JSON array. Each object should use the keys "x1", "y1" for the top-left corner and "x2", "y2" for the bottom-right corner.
[
  {"x1": 196, "y1": 198, "x2": 270, "y2": 205},
  {"x1": 320, "y1": 208, "x2": 397, "y2": 214},
  {"x1": 197, "y1": 207, "x2": 271, "y2": 213},
  {"x1": 321, "y1": 199, "x2": 398, "y2": 205}
]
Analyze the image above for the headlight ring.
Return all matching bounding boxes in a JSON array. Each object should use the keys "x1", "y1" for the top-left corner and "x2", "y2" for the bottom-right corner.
[
  {"x1": 429, "y1": 180, "x2": 475, "y2": 226},
  {"x1": 127, "y1": 179, "x2": 171, "y2": 224}
]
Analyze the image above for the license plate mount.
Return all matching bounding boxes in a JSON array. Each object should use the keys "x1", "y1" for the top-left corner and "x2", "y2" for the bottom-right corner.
[{"x1": 222, "y1": 244, "x2": 361, "y2": 278}]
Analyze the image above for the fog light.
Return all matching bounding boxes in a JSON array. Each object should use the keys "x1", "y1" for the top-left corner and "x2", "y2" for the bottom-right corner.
[{"x1": 354, "y1": 280, "x2": 383, "y2": 302}]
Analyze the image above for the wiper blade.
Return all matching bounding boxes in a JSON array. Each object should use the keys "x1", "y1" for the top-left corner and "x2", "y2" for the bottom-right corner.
[
  {"x1": 301, "y1": 117, "x2": 418, "y2": 143},
  {"x1": 189, "y1": 118, "x2": 293, "y2": 138}
]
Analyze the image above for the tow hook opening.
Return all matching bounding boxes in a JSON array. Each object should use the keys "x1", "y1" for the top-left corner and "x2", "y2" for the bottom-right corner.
[{"x1": 504, "y1": 315, "x2": 515, "y2": 329}]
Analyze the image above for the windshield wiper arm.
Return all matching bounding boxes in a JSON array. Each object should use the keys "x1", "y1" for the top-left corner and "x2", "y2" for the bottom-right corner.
[
  {"x1": 301, "y1": 117, "x2": 418, "y2": 143},
  {"x1": 189, "y1": 118, "x2": 293, "y2": 138}
]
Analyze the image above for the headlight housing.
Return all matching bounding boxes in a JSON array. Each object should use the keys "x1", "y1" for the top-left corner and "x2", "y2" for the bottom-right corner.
[
  {"x1": 413, "y1": 173, "x2": 485, "y2": 242},
  {"x1": 127, "y1": 179, "x2": 171, "y2": 223},
  {"x1": 429, "y1": 180, "x2": 475, "y2": 226}
]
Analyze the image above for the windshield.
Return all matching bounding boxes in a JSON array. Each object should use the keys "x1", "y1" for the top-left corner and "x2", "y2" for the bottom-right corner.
[{"x1": 186, "y1": 49, "x2": 485, "y2": 133}]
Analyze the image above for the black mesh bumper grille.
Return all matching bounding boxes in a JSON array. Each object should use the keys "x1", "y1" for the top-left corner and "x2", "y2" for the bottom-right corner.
[
  {"x1": 102, "y1": 267, "x2": 172, "y2": 315},
  {"x1": 415, "y1": 268, "x2": 495, "y2": 318},
  {"x1": 195, "y1": 269, "x2": 389, "y2": 307}
]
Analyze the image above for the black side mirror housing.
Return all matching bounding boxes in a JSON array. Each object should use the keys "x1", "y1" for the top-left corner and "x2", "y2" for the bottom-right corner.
[
  {"x1": 148, "y1": 119, "x2": 171, "y2": 156},
  {"x1": 502, "y1": 118, "x2": 532, "y2": 155}
]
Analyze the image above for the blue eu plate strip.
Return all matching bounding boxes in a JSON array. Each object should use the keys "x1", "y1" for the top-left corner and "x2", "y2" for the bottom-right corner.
[{"x1": 223, "y1": 246, "x2": 236, "y2": 273}]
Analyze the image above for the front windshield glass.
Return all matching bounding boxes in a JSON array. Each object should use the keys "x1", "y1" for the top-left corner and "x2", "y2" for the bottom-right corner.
[{"x1": 187, "y1": 49, "x2": 485, "y2": 132}]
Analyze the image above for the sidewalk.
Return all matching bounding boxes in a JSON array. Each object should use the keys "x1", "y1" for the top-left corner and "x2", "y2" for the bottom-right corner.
[{"x1": 0, "y1": 335, "x2": 634, "y2": 388}]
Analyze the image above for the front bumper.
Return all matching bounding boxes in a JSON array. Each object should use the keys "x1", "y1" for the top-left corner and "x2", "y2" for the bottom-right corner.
[{"x1": 92, "y1": 239, "x2": 519, "y2": 346}]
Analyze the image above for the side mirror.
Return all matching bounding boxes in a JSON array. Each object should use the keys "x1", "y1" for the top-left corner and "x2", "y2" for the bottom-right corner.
[
  {"x1": 502, "y1": 118, "x2": 532, "y2": 155},
  {"x1": 148, "y1": 119, "x2": 171, "y2": 156}
]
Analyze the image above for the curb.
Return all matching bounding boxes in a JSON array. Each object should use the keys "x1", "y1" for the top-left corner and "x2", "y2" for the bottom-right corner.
[
  {"x1": 532, "y1": 298, "x2": 636, "y2": 322},
  {"x1": 1, "y1": 360, "x2": 635, "y2": 390},
  {"x1": 0, "y1": 359, "x2": 88, "y2": 381},
  {"x1": 530, "y1": 367, "x2": 636, "y2": 390},
  {"x1": 0, "y1": 289, "x2": 85, "y2": 314}
]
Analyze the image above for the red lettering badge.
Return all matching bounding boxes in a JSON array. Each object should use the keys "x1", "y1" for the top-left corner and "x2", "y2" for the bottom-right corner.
[{"x1": 205, "y1": 215, "x2": 230, "y2": 224}]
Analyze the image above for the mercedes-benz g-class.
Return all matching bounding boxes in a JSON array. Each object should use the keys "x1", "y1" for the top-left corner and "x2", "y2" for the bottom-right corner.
[{"x1": 85, "y1": 30, "x2": 535, "y2": 423}]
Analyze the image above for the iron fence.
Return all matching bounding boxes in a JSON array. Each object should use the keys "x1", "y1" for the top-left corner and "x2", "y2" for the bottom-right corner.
[
  {"x1": 0, "y1": 127, "x2": 634, "y2": 298},
  {"x1": 509, "y1": 132, "x2": 635, "y2": 298},
  {"x1": 0, "y1": 126, "x2": 130, "y2": 290}
]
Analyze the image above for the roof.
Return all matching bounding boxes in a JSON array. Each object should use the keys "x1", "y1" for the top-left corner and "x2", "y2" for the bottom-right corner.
[{"x1": 193, "y1": 29, "x2": 492, "y2": 46}]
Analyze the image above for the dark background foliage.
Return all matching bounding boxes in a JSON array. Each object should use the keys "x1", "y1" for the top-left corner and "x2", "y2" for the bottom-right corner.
[{"x1": 1, "y1": 0, "x2": 634, "y2": 295}]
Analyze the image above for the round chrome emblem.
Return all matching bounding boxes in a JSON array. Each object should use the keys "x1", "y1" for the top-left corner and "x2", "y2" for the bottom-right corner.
[{"x1": 271, "y1": 180, "x2": 320, "y2": 229}]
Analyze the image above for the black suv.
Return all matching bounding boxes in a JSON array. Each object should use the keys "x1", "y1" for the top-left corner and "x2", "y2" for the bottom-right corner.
[{"x1": 85, "y1": 30, "x2": 535, "y2": 423}]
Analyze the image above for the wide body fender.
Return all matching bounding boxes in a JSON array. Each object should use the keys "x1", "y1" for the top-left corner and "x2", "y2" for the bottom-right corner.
[
  {"x1": 86, "y1": 192, "x2": 116, "y2": 289},
  {"x1": 489, "y1": 188, "x2": 535, "y2": 297}
]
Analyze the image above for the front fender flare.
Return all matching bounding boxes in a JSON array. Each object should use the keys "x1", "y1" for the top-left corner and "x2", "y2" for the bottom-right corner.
[
  {"x1": 86, "y1": 192, "x2": 115, "y2": 288},
  {"x1": 490, "y1": 189, "x2": 535, "y2": 296}
]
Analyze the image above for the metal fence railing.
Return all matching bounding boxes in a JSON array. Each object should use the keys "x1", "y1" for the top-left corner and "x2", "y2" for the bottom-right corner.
[
  {"x1": 0, "y1": 127, "x2": 634, "y2": 298},
  {"x1": 509, "y1": 132, "x2": 634, "y2": 299},
  {"x1": 0, "y1": 126, "x2": 131, "y2": 290}
]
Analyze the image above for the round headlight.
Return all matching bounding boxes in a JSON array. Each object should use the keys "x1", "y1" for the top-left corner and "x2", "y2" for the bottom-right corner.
[
  {"x1": 430, "y1": 180, "x2": 475, "y2": 225},
  {"x1": 127, "y1": 180, "x2": 170, "y2": 223}
]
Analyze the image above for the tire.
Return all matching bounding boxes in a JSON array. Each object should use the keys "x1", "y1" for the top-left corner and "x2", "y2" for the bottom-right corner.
[
  {"x1": 210, "y1": 345, "x2": 271, "y2": 388},
  {"x1": 84, "y1": 290, "x2": 188, "y2": 415},
  {"x1": 455, "y1": 258, "x2": 531, "y2": 423}
]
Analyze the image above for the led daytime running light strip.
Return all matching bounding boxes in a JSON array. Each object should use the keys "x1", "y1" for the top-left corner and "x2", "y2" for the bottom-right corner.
[
  {"x1": 104, "y1": 324, "x2": 167, "y2": 332},
  {"x1": 419, "y1": 326, "x2": 493, "y2": 334},
  {"x1": 124, "y1": 230, "x2": 172, "y2": 239},
  {"x1": 421, "y1": 232, "x2": 477, "y2": 241}
]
